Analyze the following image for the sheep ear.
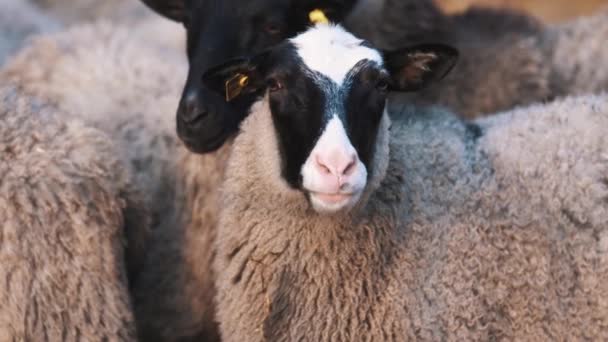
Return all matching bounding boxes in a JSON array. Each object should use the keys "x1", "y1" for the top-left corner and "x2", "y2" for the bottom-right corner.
[
  {"x1": 140, "y1": 0, "x2": 185, "y2": 22},
  {"x1": 202, "y1": 54, "x2": 269, "y2": 102},
  {"x1": 383, "y1": 44, "x2": 458, "y2": 92}
]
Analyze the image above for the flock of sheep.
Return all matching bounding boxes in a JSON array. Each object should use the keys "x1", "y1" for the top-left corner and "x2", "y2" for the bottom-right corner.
[{"x1": 1, "y1": 0, "x2": 607, "y2": 341}]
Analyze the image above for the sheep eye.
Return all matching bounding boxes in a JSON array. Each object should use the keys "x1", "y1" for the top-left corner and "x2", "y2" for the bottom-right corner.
[
  {"x1": 376, "y1": 78, "x2": 389, "y2": 92},
  {"x1": 268, "y1": 78, "x2": 283, "y2": 92}
]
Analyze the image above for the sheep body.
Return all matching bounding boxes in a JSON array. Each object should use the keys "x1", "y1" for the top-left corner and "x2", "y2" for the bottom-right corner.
[
  {"x1": 0, "y1": 85, "x2": 146, "y2": 340},
  {"x1": 213, "y1": 92, "x2": 608, "y2": 340},
  {"x1": 0, "y1": 20, "x2": 215, "y2": 341}
]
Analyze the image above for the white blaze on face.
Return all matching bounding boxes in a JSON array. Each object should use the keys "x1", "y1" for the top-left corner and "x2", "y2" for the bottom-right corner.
[
  {"x1": 289, "y1": 24, "x2": 383, "y2": 214},
  {"x1": 290, "y1": 24, "x2": 383, "y2": 85},
  {"x1": 301, "y1": 115, "x2": 368, "y2": 214}
]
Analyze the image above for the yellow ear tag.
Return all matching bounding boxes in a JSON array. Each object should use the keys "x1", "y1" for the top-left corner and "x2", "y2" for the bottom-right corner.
[
  {"x1": 225, "y1": 73, "x2": 249, "y2": 102},
  {"x1": 309, "y1": 9, "x2": 329, "y2": 25}
]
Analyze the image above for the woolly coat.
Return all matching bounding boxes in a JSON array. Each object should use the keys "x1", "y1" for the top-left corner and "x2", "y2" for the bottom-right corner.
[
  {"x1": 0, "y1": 16, "x2": 222, "y2": 339},
  {"x1": 0, "y1": 21, "x2": 191, "y2": 340},
  {"x1": 213, "y1": 94, "x2": 608, "y2": 341},
  {"x1": 0, "y1": 85, "x2": 147, "y2": 341},
  {"x1": 0, "y1": 21, "x2": 186, "y2": 238}
]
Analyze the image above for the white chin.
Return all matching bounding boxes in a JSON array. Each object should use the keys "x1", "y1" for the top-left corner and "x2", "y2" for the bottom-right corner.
[{"x1": 309, "y1": 191, "x2": 362, "y2": 214}]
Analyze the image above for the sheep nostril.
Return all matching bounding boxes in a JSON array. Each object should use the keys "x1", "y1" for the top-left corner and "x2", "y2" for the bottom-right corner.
[
  {"x1": 315, "y1": 155, "x2": 332, "y2": 174},
  {"x1": 179, "y1": 92, "x2": 208, "y2": 124},
  {"x1": 343, "y1": 157, "x2": 356, "y2": 176}
]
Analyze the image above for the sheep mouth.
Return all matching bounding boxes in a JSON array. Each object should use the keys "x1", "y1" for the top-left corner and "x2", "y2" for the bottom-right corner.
[
  {"x1": 307, "y1": 190, "x2": 363, "y2": 214},
  {"x1": 312, "y1": 192, "x2": 353, "y2": 203}
]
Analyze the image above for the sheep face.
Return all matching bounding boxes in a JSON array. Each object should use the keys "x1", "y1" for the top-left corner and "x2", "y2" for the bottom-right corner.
[
  {"x1": 203, "y1": 25, "x2": 457, "y2": 214},
  {"x1": 139, "y1": 0, "x2": 358, "y2": 154}
]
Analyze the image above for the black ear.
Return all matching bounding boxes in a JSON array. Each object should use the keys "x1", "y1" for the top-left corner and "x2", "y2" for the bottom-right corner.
[
  {"x1": 140, "y1": 0, "x2": 186, "y2": 22},
  {"x1": 383, "y1": 44, "x2": 458, "y2": 92},
  {"x1": 202, "y1": 52, "x2": 270, "y2": 102}
]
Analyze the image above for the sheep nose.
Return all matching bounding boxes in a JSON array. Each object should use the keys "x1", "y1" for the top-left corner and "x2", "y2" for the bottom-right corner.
[
  {"x1": 179, "y1": 90, "x2": 207, "y2": 124},
  {"x1": 314, "y1": 149, "x2": 358, "y2": 185}
]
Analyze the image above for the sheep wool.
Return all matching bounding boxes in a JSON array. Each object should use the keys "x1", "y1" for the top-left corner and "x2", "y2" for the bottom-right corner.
[
  {"x1": 0, "y1": 85, "x2": 146, "y2": 341},
  {"x1": 214, "y1": 90, "x2": 608, "y2": 340},
  {"x1": 0, "y1": 20, "x2": 186, "y2": 235},
  {"x1": 0, "y1": 19, "x2": 219, "y2": 341}
]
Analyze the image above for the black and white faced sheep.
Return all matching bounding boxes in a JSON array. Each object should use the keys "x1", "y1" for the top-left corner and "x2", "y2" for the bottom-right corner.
[
  {"x1": 0, "y1": 85, "x2": 147, "y2": 341},
  {"x1": 202, "y1": 24, "x2": 608, "y2": 341},
  {"x1": 139, "y1": 0, "x2": 359, "y2": 153}
]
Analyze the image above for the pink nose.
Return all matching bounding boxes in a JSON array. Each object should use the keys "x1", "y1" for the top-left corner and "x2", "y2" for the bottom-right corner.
[{"x1": 313, "y1": 149, "x2": 358, "y2": 188}]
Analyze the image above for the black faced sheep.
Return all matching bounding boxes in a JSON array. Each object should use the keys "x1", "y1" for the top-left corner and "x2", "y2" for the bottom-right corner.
[{"x1": 202, "y1": 24, "x2": 608, "y2": 341}]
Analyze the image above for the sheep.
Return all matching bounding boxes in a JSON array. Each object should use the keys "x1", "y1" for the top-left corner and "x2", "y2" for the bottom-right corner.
[
  {"x1": 0, "y1": 84, "x2": 147, "y2": 340},
  {"x1": 0, "y1": 20, "x2": 218, "y2": 341},
  {"x1": 0, "y1": 0, "x2": 59, "y2": 66},
  {"x1": 197, "y1": 24, "x2": 608, "y2": 341}
]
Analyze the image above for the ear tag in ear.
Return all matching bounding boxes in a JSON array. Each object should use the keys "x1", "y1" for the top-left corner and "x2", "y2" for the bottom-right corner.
[
  {"x1": 309, "y1": 9, "x2": 329, "y2": 25},
  {"x1": 225, "y1": 73, "x2": 249, "y2": 102}
]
